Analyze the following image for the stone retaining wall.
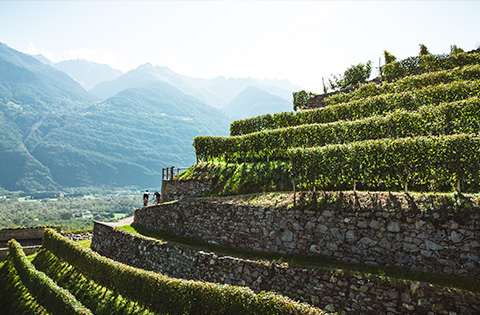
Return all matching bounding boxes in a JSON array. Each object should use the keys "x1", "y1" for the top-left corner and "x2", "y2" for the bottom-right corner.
[
  {"x1": 91, "y1": 222, "x2": 480, "y2": 315},
  {"x1": 160, "y1": 179, "x2": 212, "y2": 202},
  {"x1": 135, "y1": 192, "x2": 480, "y2": 277},
  {"x1": 0, "y1": 226, "x2": 61, "y2": 262},
  {"x1": 0, "y1": 226, "x2": 61, "y2": 242}
]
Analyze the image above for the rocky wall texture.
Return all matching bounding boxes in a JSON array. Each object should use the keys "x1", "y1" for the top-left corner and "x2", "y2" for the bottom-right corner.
[
  {"x1": 160, "y1": 179, "x2": 212, "y2": 202},
  {"x1": 91, "y1": 222, "x2": 480, "y2": 315},
  {"x1": 0, "y1": 226, "x2": 61, "y2": 242},
  {"x1": 135, "y1": 192, "x2": 480, "y2": 277}
]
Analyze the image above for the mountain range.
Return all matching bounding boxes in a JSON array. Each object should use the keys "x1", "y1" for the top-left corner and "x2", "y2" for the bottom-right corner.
[{"x1": 0, "y1": 42, "x2": 301, "y2": 192}]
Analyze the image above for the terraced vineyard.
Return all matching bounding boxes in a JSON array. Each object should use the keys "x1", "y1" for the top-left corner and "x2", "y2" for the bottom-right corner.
[
  {"x1": 192, "y1": 51, "x2": 480, "y2": 194},
  {"x1": 0, "y1": 229, "x2": 322, "y2": 314},
  {"x1": 1, "y1": 49, "x2": 480, "y2": 314}
]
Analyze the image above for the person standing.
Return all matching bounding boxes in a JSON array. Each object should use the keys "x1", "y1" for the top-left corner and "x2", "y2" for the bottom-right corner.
[
  {"x1": 143, "y1": 190, "x2": 149, "y2": 207},
  {"x1": 153, "y1": 191, "x2": 160, "y2": 205}
]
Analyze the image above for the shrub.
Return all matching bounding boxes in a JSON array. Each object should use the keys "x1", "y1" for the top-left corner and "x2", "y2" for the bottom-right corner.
[
  {"x1": 384, "y1": 50, "x2": 397, "y2": 64},
  {"x1": 293, "y1": 90, "x2": 316, "y2": 111},
  {"x1": 328, "y1": 61, "x2": 373, "y2": 90},
  {"x1": 419, "y1": 44, "x2": 430, "y2": 56}
]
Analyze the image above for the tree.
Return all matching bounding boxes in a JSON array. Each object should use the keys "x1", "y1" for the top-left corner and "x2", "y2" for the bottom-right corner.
[
  {"x1": 419, "y1": 44, "x2": 430, "y2": 56},
  {"x1": 383, "y1": 50, "x2": 396, "y2": 64},
  {"x1": 60, "y1": 212, "x2": 73, "y2": 220},
  {"x1": 450, "y1": 45, "x2": 464, "y2": 55},
  {"x1": 328, "y1": 61, "x2": 373, "y2": 90},
  {"x1": 292, "y1": 90, "x2": 316, "y2": 111}
]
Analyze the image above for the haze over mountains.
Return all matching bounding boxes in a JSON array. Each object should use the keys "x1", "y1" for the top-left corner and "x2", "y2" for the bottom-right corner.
[
  {"x1": 0, "y1": 42, "x2": 301, "y2": 192},
  {"x1": 54, "y1": 59, "x2": 123, "y2": 90}
]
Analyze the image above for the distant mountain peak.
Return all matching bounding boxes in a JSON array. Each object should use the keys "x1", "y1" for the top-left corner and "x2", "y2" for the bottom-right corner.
[
  {"x1": 137, "y1": 62, "x2": 154, "y2": 69},
  {"x1": 54, "y1": 59, "x2": 123, "y2": 90},
  {"x1": 223, "y1": 85, "x2": 292, "y2": 119},
  {"x1": 134, "y1": 63, "x2": 174, "y2": 76}
]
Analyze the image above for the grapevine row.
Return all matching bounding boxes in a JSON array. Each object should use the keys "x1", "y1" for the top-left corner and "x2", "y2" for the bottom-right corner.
[
  {"x1": 41, "y1": 228, "x2": 321, "y2": 315},
  {"x1": 230, "y1": 79, "x2": 480, "y2": 136},
  {"x1": 381, "y1": 51, "x2": 480, "y2": 82},
  {"x1": 326, "y1": 64, "x2": 480, "y2": 105},
  {"x1": 5, "y1": 239, "x2": 92, "y2": 315},
  {"x1": 196, "y1": 97, "x2": 480, "y2": 163},
  {"x1": 289, "y1": 133, "x2": 480, "y2": 192}
]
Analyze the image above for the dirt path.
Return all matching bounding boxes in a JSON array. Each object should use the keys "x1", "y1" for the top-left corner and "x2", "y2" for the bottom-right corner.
[{"x1": 100, "y1": 216, "x2": 134, "y2": 227}]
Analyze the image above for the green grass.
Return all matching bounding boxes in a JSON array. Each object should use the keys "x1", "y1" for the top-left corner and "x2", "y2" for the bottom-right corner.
[
  {"x1": 177, "y1": 161, "x2": 292, "y2": 196},
  {"x1": 120, "y1": 223, "x2": 480, "y2": 294},
  {"x1": 76, "y1": 239, "x2": 92, "y2": 248}
]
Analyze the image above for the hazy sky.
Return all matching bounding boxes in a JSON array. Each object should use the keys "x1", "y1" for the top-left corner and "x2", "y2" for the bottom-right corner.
[{"x1": 1, "y1": 1, "x2": 479, "y2": 91}]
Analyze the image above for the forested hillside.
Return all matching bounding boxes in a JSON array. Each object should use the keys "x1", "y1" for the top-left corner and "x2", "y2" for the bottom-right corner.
[{"x1": 0, "y1": 42, "x2": 230, "y2": 192}]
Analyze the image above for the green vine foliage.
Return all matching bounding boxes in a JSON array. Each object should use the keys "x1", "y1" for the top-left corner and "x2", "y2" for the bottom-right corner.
[
  {"x1": 228, "y1": 78, "x2": 480, "y2": 137},
  {"x1": 195, "y1": 97, "x2": 480, "y2": 164},
  {"x1": 204, "y1": 57, "x2": 480, "y2": 193},
  {"x1": 381, "y1": 51, "x2": 480, "y2": 81},
  {"x1": 326, "y1": 64, "x2": 480, "y2": 105},
  {"x1": 292, "y1": 90, "x2": 316, "y2": 111},
  {"x1": 6, "y1": 239, "x2": 92, "y2": 315},
  {"x1": 41, "y1": 229, "x2": 321, "y2": 315},
  {"x1": 0, "y1": 260, "x2": 49, "y2": 314},
  {"x1": 289, "y1": 134, "x2": 480, "y2": 192}
]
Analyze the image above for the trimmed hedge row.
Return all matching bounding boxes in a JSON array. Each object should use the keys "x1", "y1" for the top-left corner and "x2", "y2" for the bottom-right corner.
[
  {"x1": 7, "y1": 239, "x2": 92, "y2": 315},
  {"x1": 42, "y1": 229, "x2": 323, "y2": 315},
  {"x1": 326, "y1": 64, "x2": 480, "y2": 105},
  {"x1": 382, "y1": 51, "x2": 480, "y2": 82},
  {"x1": 289, "y1": 133, "x2": 480, "y2": 192},
  {"x1": 196, "y1": 97, "x2": 480, "y2": 163},
  {"x1": 0, "y1": 260, "x2": 49, "y2": 315},
  {"x1": 230, "y1": 79, "x2": 480, "y2": 136},
  {"x1": 32, "y1": 249, "x2": 154, "y2": 315}
]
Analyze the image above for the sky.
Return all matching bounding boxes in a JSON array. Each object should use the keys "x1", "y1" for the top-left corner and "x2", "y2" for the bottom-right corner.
[{"x1": 0, "y1": 1, "x2": 479, "y2": 91}]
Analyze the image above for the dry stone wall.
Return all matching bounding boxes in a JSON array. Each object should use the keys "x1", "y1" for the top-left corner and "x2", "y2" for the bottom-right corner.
[
  {"x1": 92, "y1": 222, "x2": 480, "y2": 315},
  {"x1": 0, "y1": 226, "x2": 62, "y2": 261},
  {"x1": 135, "y1": 192, "x2": 480, "y2": 277},
  {"x1": 160, "y1": 179, "x2": 212, "y2": 202},
  {"x1": 0, "y1": 226, "x2": 61, "y2": 242}
]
